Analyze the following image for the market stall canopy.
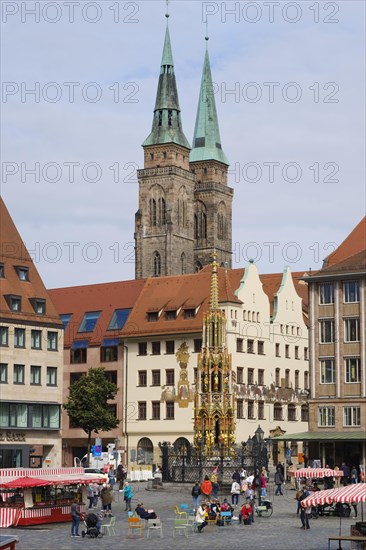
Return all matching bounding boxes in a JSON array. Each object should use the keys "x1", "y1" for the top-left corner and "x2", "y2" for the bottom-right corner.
[
  {"x1": 0, "y1": 475, "x2": 104, "y2": 489},
  {"x1": 1, "y1": 477, "x2": 53, "y2": 489},
  {"x1": 290, "y1": 468, "x2": 343, "y2": 479},
  {"x1": 301, "y1": 484, "x2": 366, "y2": 507}
]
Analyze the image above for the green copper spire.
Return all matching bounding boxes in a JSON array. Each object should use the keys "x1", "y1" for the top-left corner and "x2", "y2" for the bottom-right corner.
[
  {"x1": 190, "y1": 46, "x2": 229, "y2": 165},
  {"x1": 143, "y1": 19, "x2": 190, "y2": 149}
]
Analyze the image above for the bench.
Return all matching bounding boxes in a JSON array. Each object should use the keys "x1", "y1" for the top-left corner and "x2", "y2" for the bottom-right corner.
[{"x1": 328, "y1": 535, "x2": 366, "y2": 550}]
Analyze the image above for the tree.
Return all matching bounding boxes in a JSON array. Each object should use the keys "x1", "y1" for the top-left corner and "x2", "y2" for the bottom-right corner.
[{"x1": 63, "y1": 367, "x2": 120, "y2": 467}]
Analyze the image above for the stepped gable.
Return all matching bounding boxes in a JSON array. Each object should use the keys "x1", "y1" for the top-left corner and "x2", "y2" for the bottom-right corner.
[
  {"x1": 48, "y1": 279, "x2": 145, "y2": 347},
  {"x1": 0, "y1": 197, "x2": 62, "y2": 327},
  {"x1": 121, "y1": 266, "x2": 309, "y2": 337},
  {"x1": 323, "y1": 216, "x2": 366, "y2": 267}
]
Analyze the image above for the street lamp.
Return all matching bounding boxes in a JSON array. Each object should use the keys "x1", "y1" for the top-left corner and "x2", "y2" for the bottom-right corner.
[{"x1": 254, "y1": 425, "x2": 264, "y2": 445}]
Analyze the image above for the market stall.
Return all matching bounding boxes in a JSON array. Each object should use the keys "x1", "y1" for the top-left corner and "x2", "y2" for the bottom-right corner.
[
  {"x1": 0, "y1": 468, "x2": 104, "y2": 528},
  {"x1": 290, "y1": 468, "x2": 344, "y2": 479}
]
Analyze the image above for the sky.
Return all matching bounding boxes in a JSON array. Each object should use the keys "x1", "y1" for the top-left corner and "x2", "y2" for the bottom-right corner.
[{"x1": 1, "y1": 0, "x2": 365, "y2": 289}]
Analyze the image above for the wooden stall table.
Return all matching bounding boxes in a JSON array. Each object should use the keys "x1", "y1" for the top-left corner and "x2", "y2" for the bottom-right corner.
[
  {"x1": 0, "y1": 536, "x2": 19, "y2": 550},
  {"x1": 328, "y1": 536, "x2": 366, "y2": 550}
]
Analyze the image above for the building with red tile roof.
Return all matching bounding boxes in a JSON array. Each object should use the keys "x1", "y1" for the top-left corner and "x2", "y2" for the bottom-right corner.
[
  {"x1": 273, "y1": 217, "x2": 366, "y2": 469},
  {"x1": 48, "y1": 279, "x2": 145, "y2": 466},
  {"x1": 0, "y1": 198, "x2": 64, "y2": 468}
]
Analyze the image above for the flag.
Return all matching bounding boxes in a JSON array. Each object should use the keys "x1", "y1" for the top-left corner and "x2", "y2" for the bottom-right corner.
[{"x1": 212, "y1": 465, "x2": 219, "y2": 476}]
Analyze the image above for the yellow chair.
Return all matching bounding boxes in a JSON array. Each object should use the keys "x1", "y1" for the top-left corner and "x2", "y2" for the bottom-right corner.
[
  {"x1": 174, "y1": 505, "x2": 188, "y2": 520},
  {"x1": 127, "y1": 517, "x2": 144, "y2": 538}
]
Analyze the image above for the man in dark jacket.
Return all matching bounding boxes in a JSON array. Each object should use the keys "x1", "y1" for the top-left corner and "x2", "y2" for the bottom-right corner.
[
  {"x1": 274, "y1": 467, "x2": 284, "y2": 495},
  {"x1": 232, "y1": 470, "x2": 241, "y2": 484},
  {"x1": 192, "y1": 482, "x2": 201, "y2": 510}
]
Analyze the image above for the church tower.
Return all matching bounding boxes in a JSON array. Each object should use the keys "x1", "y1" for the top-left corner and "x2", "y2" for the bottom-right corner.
[
  {"x1": 191, "y1": 40, "x2": 233, "y2": 271},
  {"x1": 135, "y1": 14, "x2": 195, "y2": 279},
  {"x1": 193, "y1": 253, "x2": 236, "y2": 457}
]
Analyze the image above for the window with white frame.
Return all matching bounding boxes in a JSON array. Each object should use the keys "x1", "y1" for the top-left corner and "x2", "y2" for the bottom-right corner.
[
  {"x1": 345, "y1": 358, "x2": 361, "y2": 383},
  {"x1": 31, "y1": 330, "x2": 42, "y2": 350},
  {"x1": 320, "y1": 358, "x2": 335, "y2": 384},
  {"x1": 343, "y1": 406, "x2": 360, "y2": 427},
  {"x1": 319, "y1": 319, "x2": 334, "y2": 343},
  {"x1": 319, "y1": 283, "x2": 334, "y2": 304},
  {"x1": 344, "y1": 281, "x2": 360, "y2": 303},
  {"x1": 318, "y1": 407, "x2": 335, "y2": 427},
  {"x1": 14, "y1": 328, "x2": 25, "y2": 348},
  {"x1": 344, "y1": 318, "x2": 360, "y2": 342},
  {"x1": 30, "y1": 365, "x2": 41, "y2": 385},
  {"x1": 46, "y1": 367, "x2": 57, "y2": 386},
  {"x1": 47, "y1": 331, "x2": 58, "y2": 351},
  {"x1": 0, "y1": 327, "x2": 9, "y2": 347}
]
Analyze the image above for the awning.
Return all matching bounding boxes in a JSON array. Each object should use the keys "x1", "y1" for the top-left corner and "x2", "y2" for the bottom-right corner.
[
  {"x1": 101, "y1": 338, "x2": 119, "y2": 347},
  {"x1": 272, "y1": 431, "x2": 365, "y2": 441},
  {"x1": 290, "y1": 468, "x2": 343, "y2": 479},
  {"x1": 302, "y1": 484, "x2": 366, "y2": 507},
  {"x1": 71, "y1": 340, "x2": 89, "y2": 350},
  {"x1": 0, "y1": 475, "x2": 104, "y2": 489},
  {"x1": 1, "y1": 476, "x2": 53, "y2": 489}
]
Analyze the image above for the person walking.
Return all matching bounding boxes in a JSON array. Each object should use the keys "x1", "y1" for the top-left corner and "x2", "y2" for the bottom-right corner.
[
  {"x1": 351, "y1": 466, "x2": 358, "y2": 483},
  {"x1": 123, "y1": 481, "x2": 133, "y2": 511},
  {"x1": 211, "y1": 475, "x2": 219, "y2": 500},
  {"x1": 231, "y1": 480, "x2": 240, "y2": 506},
  {"x1": 232, "y1": 469, "x2": 241, "y2": 484},
  {"x1": 274, "y1": 466, "x2": 284, "y2": 496},
  {"x1": 192, "y1": 482, "x2": 201, "y2": 510},
  {"x1": 100, "y1": 484, "x2": 113, "y2": 517},
  {"x1": 87, "y1": 484, "x2": 94, "y2": 509},
  {"x1": 70, "y1": 497, "x2": 81, "y2": 537},
  {"x1": 298, "y1": 490, "x2": 310, "y2": 529}
]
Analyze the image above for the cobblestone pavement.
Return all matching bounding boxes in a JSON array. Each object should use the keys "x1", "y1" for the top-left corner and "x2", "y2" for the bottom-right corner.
[{"x1": 1, "y1": 483, "x2": 365, "y2": 550}]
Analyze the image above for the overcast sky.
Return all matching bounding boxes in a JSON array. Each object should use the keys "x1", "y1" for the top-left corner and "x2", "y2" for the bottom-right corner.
[{"x1": 2, "y1": 0, "x2": 365, "y2": 289}]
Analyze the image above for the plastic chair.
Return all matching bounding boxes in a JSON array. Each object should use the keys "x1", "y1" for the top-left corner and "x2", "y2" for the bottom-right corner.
[
  {"x1": 101, "y1": 516, "x2": 116, "y2": 536},
  {"x1": 146, "y1": 518, "x2": 163, "y2": 538},
  {"x1": 173, "y1": 517, "x2": 189, "y2": 538},
  {"x1": 220, "y1": 511, "x2": 232, "y2": 526},
  {"x1": 186, "y1": 514, "x2": 198, "y2": 534},
  {"x1": 127, "y1": 517, "x2": 144, "y2": 538},
  {"x1": 174, "y1": 505, "x2": 188, "y2": 520}
]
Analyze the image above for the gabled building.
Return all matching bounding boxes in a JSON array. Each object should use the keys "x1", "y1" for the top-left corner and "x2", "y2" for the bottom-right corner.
[
  {"x1": 274, "y1": 217, "x2": 366, "y2": 469},
  {"x1": 121, "y1": 262, "x2": 310, "y2": 466},
  {"x1": 0, "y1": 198, "x2": 64, "y2": 468},
  {"x1": 48, "y1": 279, "x2": 145, "y2": 466}
]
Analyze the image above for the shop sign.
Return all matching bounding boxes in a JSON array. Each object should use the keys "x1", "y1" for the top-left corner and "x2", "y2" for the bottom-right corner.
[{"x1": 0, "y1": 432, "x2": 26, "y2": 442}]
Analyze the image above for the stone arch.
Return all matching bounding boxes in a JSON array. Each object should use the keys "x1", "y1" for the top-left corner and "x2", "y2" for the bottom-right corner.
[
  {"x1": 173, "y1": 437, "x2": 190, "y2": 453},
  {"x1": 149, "y1": 184, "x2": 166, "y2": 226},
  {"x1": 178, "y1": 185, "x2": 188, "y2": 228},
  {"x1": 137, "y1": 437, "x2": 153, "y2": 465}
]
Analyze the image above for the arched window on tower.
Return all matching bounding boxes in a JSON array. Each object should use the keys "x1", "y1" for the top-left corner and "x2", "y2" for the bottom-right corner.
[
  {"x1": 153, "y1": 251, "x2": 161, "y2": 277},
  {"x1": 195, "y1": 261, "x2": 203, "y2": 272},
  {"x1": 194, "y1": 214, "x2": 199, "y2": 239},
  {"x1": 168, "y1": 110, "x2": 173, "y2": 126},
  {"x1": 150, "y1": 198, "x2": 157, "y2": 226},
  {"x1": 158, "y1": 111, "x2": 163, "y2": 127},
  {"x1": 181, "y1": 252, "x2": 186, "y2": 275},
  {"x1": 159, "y1": 197, "x2": 166, "y2": 225},
  {"x1": 202, "y1": 212, "x2": 207, "y2": 239}
]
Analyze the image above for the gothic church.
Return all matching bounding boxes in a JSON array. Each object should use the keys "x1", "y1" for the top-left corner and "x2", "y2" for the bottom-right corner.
[{"x1": 134, "y1": 17, "x2": 233, "y2": 278}]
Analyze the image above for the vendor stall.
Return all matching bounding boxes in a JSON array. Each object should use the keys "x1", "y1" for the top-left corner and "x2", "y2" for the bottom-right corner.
[{"x1": 0, "y1": 468, "x2": 104, "y2": 528}]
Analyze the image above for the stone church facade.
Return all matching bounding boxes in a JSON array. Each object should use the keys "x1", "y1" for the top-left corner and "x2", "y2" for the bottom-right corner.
[{"x1": 135, "y1": 24, "x2": 233, "y2": 279}]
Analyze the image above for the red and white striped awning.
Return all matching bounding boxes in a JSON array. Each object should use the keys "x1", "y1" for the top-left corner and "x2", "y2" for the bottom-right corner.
[
  {"x1": 301, "y1": 484, "x2": 366, "y2": 507},
  {"x1": 291, "y1": 468, "x2": 343, "y2": 478}
]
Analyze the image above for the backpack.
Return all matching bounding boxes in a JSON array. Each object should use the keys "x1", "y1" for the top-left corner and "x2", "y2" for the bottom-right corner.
[{"x1": 192, "y1": 486, "x2": 201, "y2": 497}]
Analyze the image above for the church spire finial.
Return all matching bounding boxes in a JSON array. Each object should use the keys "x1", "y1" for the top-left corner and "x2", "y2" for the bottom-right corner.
[
  {"x1": 209, "y1": 250, "x2": 219, "y2": 311},
  {"x1": 165, "y1": 0, "x2": 170, "y2": 22}
]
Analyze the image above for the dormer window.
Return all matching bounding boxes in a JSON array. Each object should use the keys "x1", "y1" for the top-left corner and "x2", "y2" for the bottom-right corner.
[
  {"x1": 165, "y1": 310, "x2": 176, "y2": 321},
  {"x1": 184, "y1": 309, "x2": 195, "y2": 319},
  {"x1": 6, "y1": 295, "x2": 21, "y2": 312},
  {"x1": 32, "y1": 298, "x2": 46, "y2": 315},
  {"x1": 17, "y1": 266, "x2": 29, "y2": 281},
  {"x1": 147, "y1": 312, "x2": 159, "y2": 322}
]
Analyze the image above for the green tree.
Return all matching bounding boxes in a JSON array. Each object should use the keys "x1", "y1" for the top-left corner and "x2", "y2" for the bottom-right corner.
[{"x1": 63, "y1": 367, "x2": 120, "y2": 467}]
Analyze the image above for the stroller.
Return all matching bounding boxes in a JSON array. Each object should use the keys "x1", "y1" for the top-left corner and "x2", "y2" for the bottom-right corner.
[{"x1": 81, "y1": 512, "x2": 103, "y2": 538}]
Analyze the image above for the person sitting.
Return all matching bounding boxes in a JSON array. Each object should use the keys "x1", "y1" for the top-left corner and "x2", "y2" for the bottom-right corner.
[
  {"x1": 196, "y1": 503, "x2": 208, "y2": 533},
  {"x1": 208, "y1": 500, "x2": 220, "y2": 524},
  {"x1": 220, "y1": 498, "x2": 234, "y2": 514},
  {"x1": 135, "y1": 503, "x2": 157, "y2": 520},
  {"x1": 239, "y1": 502, "x2": 253, "y2": 525}
]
